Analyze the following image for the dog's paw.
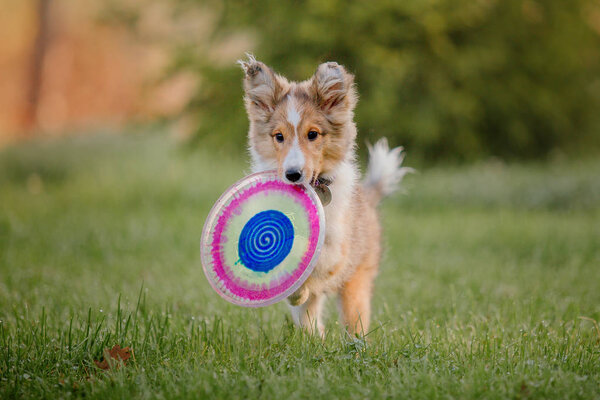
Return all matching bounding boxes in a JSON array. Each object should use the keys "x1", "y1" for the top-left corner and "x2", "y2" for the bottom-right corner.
[{"x1": 287, "y1": 286, "x2": 309, "y2": 306}]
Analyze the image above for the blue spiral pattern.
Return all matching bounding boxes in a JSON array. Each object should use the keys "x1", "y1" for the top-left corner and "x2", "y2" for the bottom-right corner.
[{"x1": 238, "y1": 210, "x2": 294, "y2": 272}]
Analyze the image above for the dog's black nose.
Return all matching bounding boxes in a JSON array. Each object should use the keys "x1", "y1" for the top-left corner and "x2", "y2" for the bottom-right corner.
[{"x1": 285, "y1": 170, "x2": 303, "y2": 182}]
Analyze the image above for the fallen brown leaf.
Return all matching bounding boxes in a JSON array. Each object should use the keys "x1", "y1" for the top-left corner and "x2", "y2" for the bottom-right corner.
[{"x1": 94, "y1": 345, "x2": 133, "y2": 370}]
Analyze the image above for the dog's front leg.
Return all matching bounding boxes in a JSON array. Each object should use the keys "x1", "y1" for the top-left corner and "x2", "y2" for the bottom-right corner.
[
  {"x1": 286, "y1": 285, "x2": 309, "y2": 306},
  {"x1": 288, "y1": 292, "x2": 326, "y2": 337}
]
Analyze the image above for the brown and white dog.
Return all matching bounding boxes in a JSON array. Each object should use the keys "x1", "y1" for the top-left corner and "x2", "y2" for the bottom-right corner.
[{"x1": 238, "y1": 55, "x2": 412, "y2": 336}]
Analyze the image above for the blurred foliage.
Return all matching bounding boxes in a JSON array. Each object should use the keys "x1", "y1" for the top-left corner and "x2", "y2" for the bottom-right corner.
[{"x1": 114, "y1": 0, "x2": 600, "y2": 161}]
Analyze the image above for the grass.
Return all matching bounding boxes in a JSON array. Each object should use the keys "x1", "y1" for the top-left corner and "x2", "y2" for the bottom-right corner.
[{"x1": 0, "y1": 132, "x2": 599, "y2": 399}]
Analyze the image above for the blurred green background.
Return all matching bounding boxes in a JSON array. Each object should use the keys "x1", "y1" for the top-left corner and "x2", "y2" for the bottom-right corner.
[
  {"x1": 4, "y1": 0, "x2": 600, "y2": 161},
  {"x1": 132, "y1": 0, "x2": 600, "y2": 161}
]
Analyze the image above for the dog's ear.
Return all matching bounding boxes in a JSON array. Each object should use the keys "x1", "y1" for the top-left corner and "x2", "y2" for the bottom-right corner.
[
  {"x1": 238, "y1": 54, "x2": 288, "y2": 122},
  {"x1": 310, "y1": 62, "x2": 357, "y2": 118}
]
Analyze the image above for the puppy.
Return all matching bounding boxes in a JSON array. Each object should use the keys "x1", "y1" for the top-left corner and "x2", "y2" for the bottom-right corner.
[{"x1": 238, "y1": 55, "x2": 411, "y2": 336}]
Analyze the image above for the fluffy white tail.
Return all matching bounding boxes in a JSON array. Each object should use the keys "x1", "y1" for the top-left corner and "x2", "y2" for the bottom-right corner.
[{"x1": 363, "y1": 138, "x2": 414, "y2": 204}]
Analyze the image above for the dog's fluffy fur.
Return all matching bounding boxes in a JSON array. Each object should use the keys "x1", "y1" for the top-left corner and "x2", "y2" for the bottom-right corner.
[{"x1": 238, "y1": 55, "x2": 412, "y2": 336}]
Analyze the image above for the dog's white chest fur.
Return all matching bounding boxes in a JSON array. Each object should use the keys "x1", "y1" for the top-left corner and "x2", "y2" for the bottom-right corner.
[{"x1": 307, "y1": 160, "x2": 358, "y2": 291}]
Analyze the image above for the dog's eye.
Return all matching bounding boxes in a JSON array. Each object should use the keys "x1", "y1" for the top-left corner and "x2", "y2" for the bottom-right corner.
[
  {"x1": 307, "y1": 130, "x2": 318, "y2": 141},
  {"x1": 274, "y1": 133, "x2": 284, "y2": 143}
]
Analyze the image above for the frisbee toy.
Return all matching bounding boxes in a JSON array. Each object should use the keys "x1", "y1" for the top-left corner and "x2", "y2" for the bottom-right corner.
[{"x1": 200, "y1": 170, "x2": 325, "y2": 307}]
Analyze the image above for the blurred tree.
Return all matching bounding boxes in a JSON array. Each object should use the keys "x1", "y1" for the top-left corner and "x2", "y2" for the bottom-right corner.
[
  {"x1": 22, "y1": 0, "x2": 52, "y2": 133},
  {"x1": 123, "y1": 0, "x2": 600, "y2": 160}
]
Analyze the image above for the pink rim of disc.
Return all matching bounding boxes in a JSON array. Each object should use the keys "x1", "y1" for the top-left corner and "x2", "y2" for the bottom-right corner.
[{"x1": 200, "y1": 170, "x2": 325, "y2": 307}]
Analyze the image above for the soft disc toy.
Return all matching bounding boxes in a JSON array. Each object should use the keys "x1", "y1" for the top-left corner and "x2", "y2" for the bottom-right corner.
[{"x1": 200, "y1": 171, "x2": 325, "y2": 307}]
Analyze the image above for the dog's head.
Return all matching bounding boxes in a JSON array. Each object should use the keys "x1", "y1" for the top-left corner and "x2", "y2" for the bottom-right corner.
[{"x1": 239, "y1": 55, "x2": 357, "y2": 184}]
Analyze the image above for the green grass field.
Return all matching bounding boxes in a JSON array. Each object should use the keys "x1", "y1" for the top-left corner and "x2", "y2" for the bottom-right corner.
[{"x1": 1, "y1": 133, "x2": 599, "y2": 399}]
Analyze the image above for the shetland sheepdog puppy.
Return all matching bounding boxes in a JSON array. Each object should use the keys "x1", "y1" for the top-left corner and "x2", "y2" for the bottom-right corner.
[{"x1": 238, "y1": 55, "x2": 412, "y2": 336}]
